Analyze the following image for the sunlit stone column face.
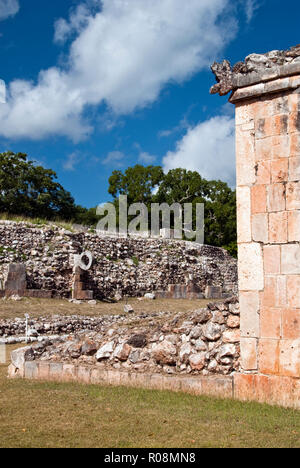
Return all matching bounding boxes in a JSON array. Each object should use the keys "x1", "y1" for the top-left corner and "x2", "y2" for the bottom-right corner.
[{"x1": 232, "y1": 79, "x2": 300, "y2": 383}]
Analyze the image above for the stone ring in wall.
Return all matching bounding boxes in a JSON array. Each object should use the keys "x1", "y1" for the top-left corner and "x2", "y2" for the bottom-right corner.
[{"x1": 74, "y1": 251, "x2": 93, "y2": 271}]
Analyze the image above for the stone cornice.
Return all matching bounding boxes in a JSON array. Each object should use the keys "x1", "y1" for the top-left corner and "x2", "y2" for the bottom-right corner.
[{"x1": 210, "y1": 44, "x2": 300, "y2": 99}]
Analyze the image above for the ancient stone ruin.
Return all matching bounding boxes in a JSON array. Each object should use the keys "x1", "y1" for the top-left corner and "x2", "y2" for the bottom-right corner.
[
  {"x1": 0, "y1": 221, "x2": 237, "y2": 300},
  {"x1": 211, "y1": 44, "x2": 300, "y2": 407},
  {"x1": 0, "y1": 263, "x2": 52, "y2": 299},
  {"x1": 6, "y1": 44, "x2": 300, "y2": 409},
  {"x1": 5, "y1": 297, "x2": 240, "y2": 381}
]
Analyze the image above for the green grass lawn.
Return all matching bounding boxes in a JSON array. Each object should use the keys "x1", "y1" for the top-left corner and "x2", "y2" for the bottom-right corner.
[{"x1": 0, "y1": 346, "x2": 299, "y2": 448}]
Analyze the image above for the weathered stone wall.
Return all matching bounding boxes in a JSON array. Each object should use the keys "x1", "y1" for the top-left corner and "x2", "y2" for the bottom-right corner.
[
  {"x1": 9, "y1": 360, "x2": 234, "y2": 400},
  {"x1": 211, "y1": 45, "x2": 300, "y2": 407},
  {"x1": 0, "y1": 221, "x2": 237, "y2": 300},
  {"x1": 8, "y1": 295, "x2": 300, "y2": 408},
  {"x1": 7, "y1": 297, "x2": 240, "y2": 377}
]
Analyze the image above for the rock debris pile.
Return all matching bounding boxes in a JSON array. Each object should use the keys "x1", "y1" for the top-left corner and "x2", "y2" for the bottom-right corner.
[{"x1": 13, "y1": 297, "x2": 240, "y2": 377}]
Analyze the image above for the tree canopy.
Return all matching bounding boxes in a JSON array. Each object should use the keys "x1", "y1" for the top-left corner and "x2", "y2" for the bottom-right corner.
[
  {"x1": 0, "y1": 152, "x2": 77, "y2": 220},
  {"x1": 108, "y1": 165, "x2": 237, "y2": 256},
  {"x1": 108, "y1": 165, "x2": 164, "y2": 205}
]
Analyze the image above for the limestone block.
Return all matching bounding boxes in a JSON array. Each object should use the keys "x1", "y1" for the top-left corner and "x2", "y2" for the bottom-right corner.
[
  {"x1": 261, "y1": 275, "x2": 287, "y2": 308},
  {"x1": 204, "y1": 285, "x2": 222, "y2": 299},
  {"x1": 251, "y1": 185, "x2": 267, "y2": 213},
  {"x1": 271, "y1": 159, "x2": 288, "y2": 183},
  {"x1": 272, "y1": 135, "x2": 290, "y2": 160},
  {"x1": 286, "y1": 181, "x2": 300, "y2": 210},
  {"x1": 49, "y1": 363, "x2": 63, "y2": 381},
  {"x1": 252, "y1": 213, "x2": 268, "y2": 243},
  {"x1": 4, "y1": 263, "x2": 26, "y2": 297},
  {"x1": 235, "y1": 101, "x2": 255, "y2": 125},
  {"x1": 77, "y1": 366, "x2": 91, "y2": 384},
  {"x1": 287, "y1": 276, "x2": 300, "y2": 308},
  {"x1": 200, "y1": 376, "x2": 233, "y2": 399},
  {"x1": 240, "y1": 337, "x2": 258, "y2": 370},
  {"x1": 281, "y1": 244, "x2": 300, "y2": 274},
  {"x1": 289, "y1": 112, "x2": 300, "y2": 134},
  {"x1": 189, "y1": 353, "x2": 206, "y2": 371},
  {"x1": 256, "y1": 160, "x2": 271, "y2": 185},
  {"x1": 279, "y1": 340, "x2": 300, "y2": 377},
  {"x1": 239, "y1": 291, "x2": 260, "y2": 338},
  {"x1": 90, "y1": 368, "x2": 107, "y2": 385},
  {"x1": 263, "y1": 245, "x2": 281, "y2": 274},
  {"x1": 255, "y1": 137, "x2": 272, "y2": 161},
  {"x1": 265, "y1": 77, "x2": 290, "y2": 94},
  {"x1": 290, "y1": 133, "x2": 300, "y2": 157},
  {"x1": 259, "y1": 339, "x2": 280, "y2": 375},
  {"x1": 234, "y1": 373, "x2": 300, "y2": 409},
  {"x1": 260, "y1": 307, "x2": 281, "y2": 339},
  {"x1": 269, "y1": 211, "x2": 288, "y2": 243},
  {"x1": 222, "y1": 329, "x2": 240, "y2": 343},
  {"x1": 11, "y1": 346, "x2": 32, "y2": 370},
  {"x1": 237, "y1": 186, "x2": 251, "y2": 243},
  {"x1": 288, "y1": 157, "x2": 300, "y2": 181},
  {"x1": 24, "y1": 361, "x2": 39, "y2": 379},
  {"x1": 282, "y1": 307, "x2": 300, "y2": 338},
  {"x1": 238, "y1": 243, "x2": 264, "y2": 291},
  {"x1": 236, "y1": 127, "x2": 256, "y2": 186},
  {"x1": 38, "y1": 362, "x2": 50, "y2": 380},
  {"x1": 267, "y1": 183, "x2": 286, "y2": 212}
]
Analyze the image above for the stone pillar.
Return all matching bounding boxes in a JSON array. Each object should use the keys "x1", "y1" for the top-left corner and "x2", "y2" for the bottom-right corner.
[
  {"x1": 4, "y1": 263, "x2": 27, "y2": 297},
  {"x1": 72, "y1": 266, "x2": 93, "y2": 301},
  {"x1": 211, "y1": 47, "x2": 300, "y2": 407}
]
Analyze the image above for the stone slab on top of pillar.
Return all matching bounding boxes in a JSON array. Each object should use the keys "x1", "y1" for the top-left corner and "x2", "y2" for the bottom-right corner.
[{"x1": 210, "y1": 44, "x2": 300, "y2": 408}]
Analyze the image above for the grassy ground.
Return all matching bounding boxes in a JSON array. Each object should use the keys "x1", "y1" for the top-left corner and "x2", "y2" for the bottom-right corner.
[
  {"x1": 0, "y1": 212, "x2": 76, "y2": 232},
  {"x1": 0, "y1": 297, "x2": 214, "y2": 320},
  {"x1": 0, "y1": 345, "x2": 299, "y2": 448}
]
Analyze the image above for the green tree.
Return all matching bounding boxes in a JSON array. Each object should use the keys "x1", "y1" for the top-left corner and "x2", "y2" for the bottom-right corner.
[
  {"x1": 108, "y1": 164, "x2": 165, "y2": 205},
  {"x1": 108, "y1": 165, "x2": 237, "y2": 256},
  {"x1": 0, "y1": 151, "x2": 76, "y2": 220},
  {"x1": 74, "y1": 206, "x2": 100, "y2": 226},
  {"x1": 155, "y1": 168, "x2": 236, "y2": 255}
]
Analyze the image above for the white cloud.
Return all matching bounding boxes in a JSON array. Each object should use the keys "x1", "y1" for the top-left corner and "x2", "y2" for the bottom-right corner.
[
  {"x1": 0, "y1": 79, "x2": 5, "y2": 103},
  {"x1": 0, "y1": 0, "x2": 19, "y2": 21},
  {"x1": 102, "y1": 150, "x2": 125, "y2": 167},
  {"x1": 54, "y1": 3, "x2": 92, "y2": 44},
  {"x1": 63, "y1": 152, "x2": 81, "y2": 171},
  {"x1": 0, "y1": 0, "x2": 239, "y2": 141},
  {"x1": 158, "y1": 116, "x2": 190, "y2": 139},
  {"x1": 162, "y1": 115, "x2": 236, "y2": 186},
  {"x1": 138, "y1": 151, "x2": 156, "y2": 164},
  {"x1": 244, "y1": 0, "x2": 259, "y2": 23}
]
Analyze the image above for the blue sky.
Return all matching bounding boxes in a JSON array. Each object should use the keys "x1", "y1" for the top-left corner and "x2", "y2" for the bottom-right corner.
[{"x1": 0, "y1": 0, "x2": 299, "y2": 208}]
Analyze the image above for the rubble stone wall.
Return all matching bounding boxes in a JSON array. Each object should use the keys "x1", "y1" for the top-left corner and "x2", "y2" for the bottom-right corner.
[
  {"x1": 7, "y1": 298, "x2": 240, "y2": 378},
  {"x1": 0, "y1": 222, "x2": 237, "y2": 300}
]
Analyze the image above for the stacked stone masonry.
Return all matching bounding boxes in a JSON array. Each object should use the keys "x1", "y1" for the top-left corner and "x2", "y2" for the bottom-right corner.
[
  {"x1": 4, "y1": 298, "x2": 241, "y2": 377},
  {"x1": 234, "y1": 80, "x2": 300, "y2": 379},
  {"x1": 8, "y1": 361, "x2": 234, "y2": 400},
  {"x1": 210, "y1": 45, "x2": 300, "y2": 408},
  {"x1": 0, "y1": 222, "x2": 237, "y2": 300}
]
